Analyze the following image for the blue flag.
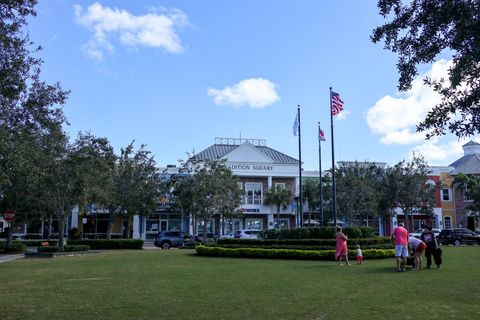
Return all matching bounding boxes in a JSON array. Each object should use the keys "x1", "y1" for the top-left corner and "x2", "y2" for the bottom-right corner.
[{"x1": 293, "y1": 112, "x2": 299, "y2": 136}]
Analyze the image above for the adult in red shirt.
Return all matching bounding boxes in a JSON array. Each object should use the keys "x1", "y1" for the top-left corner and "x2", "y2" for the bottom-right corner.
[{"x1": 392, "y1": 221, "x2": 409, "y2": 272}]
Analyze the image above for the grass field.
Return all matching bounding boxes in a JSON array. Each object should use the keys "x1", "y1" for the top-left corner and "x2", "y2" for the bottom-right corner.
[{"x1": 1, "y1": 246, "x2": 479, "y2": 320}]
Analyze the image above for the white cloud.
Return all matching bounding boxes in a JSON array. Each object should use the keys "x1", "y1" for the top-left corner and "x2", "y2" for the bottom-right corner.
[
  {"x1": 409, "y1": 139, "x2": 466, "y2": 164},
  {"x1": 336, "y1": 110, "x2": 351, "y2": 121},
  {"x1": 207, "y1": 78, "x2": 280, "y2": 108},
  {"x1": 74, "y1": 2, "x2": 187, "y2": 60},
  {"x1": 366, "y1": 59, "x2": 452, "y2": 145}
]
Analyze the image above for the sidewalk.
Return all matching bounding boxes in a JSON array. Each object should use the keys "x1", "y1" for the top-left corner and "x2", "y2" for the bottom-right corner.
[{"x1": 0, "y1": 253, "x2": 24, "y2": 263}]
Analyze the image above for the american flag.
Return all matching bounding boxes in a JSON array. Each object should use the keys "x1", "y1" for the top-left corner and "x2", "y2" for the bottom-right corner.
[
  {"x1": 318, "y1": 126, "x2": 326, "y2": 141},
  {"x1": 331, "y1": 91, "x2": 344, "y2": 116}
]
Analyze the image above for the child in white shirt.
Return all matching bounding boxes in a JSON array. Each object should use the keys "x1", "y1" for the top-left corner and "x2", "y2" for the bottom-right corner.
[{"x1": 356, "y1": 244, "x2": 363, "y2": 265}]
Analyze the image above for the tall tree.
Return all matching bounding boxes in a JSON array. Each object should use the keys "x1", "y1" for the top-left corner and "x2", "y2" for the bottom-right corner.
[
  {"x1": 70, "y1": 132, "x2": 116, "y2": 238},
  {"x1": 384, "y1": 155, "x2": 437, "y2": 232},
  {"x1": 302, "y1": 179, "x2": 320, "y2": 226},
  {"x1": 372, "y1": 0, "x2": 480, "y2": 138},
  {"x1": 335, "y1": 163, "x2": 385, "y2": 227},
  {"x1": 265, "y1": 185, "x2": 292, "y2": 228},
  {"x1": 0, "y1": 0, "x2": 68, "y2": 247},
  {"x1": 105, "y1": 142, "x2": 160, "y2": 239},
  {"x1": 174, "y1": 157, "x2": 241, "y2": 242}
]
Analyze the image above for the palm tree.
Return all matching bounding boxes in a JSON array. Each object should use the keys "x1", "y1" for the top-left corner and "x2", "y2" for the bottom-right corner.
[{"x1": 265, "y1": 185, "x2": 292, "y2": 228}]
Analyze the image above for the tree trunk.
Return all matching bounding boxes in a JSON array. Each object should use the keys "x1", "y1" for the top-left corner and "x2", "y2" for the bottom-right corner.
[
  {"x1": 276, "y1": 205, "x2": 280, "y2": 229},
  {"x1": 126, "y1": 217, "x2": 131, "y2": 239},
  {"x1": 106, "y1": 214, "x2": 113, "y2": 240},
  {"x1": 6, "y1": 221, "x2": 14, "y2": 248},
  {"x1": 58, "y1": 216, "x2": 66, "y2": 250},
  {"x1": 47, "y1": 214, "x2": 52, "y2": 241},
  {"x1": 202, "y1": 218, "x2": 208, "y2": 243},
  {"x1": 308, "y1": 210, "x2": 312, "y2": 227}
]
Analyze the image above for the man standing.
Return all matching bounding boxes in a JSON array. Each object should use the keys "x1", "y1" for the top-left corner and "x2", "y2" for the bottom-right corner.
[
  {"x1": 392, "y1": 221, "x2": 409, "y2": 272},
  {"x1": 420, "y1": 225, "x2": 438, "y2": 268}
]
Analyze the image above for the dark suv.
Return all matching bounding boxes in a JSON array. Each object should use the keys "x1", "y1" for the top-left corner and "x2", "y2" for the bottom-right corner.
[
  {"x1": 438, "y1": 228, "x2": 480, "y2": 246},
  {"x1": 154, "y1": 231, "x2": 192, "y2": 249}
]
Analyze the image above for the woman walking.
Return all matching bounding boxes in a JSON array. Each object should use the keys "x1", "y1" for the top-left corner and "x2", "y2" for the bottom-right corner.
[{"x1": 335, "y1": 226, "x2": 351, "y2": 266}]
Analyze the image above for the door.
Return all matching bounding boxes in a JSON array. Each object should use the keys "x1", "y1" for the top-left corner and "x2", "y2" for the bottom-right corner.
[{"x1": 160, "y1": 221, "x2": 167, "y2": 231}]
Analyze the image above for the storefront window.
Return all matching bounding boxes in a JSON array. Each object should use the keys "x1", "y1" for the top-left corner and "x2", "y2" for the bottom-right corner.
[
  {"x1": 168, "y1": 219, "x2": 182, "y2": 231},
  {"x1": 245, "y1": 219, "x2": 262, "y2": 230},
  {"x1": 274, "y1": 219, "x2": 289, "y2": 229},
  {"x1": 146, "y1": 219, "x2": 159, "y2": 232},
  {"x1": 246, "y1": 182, "x2": 262, "y2": 205},
  {"x1": 224, "y1": 219, "x2": 241, "y2": 233}
]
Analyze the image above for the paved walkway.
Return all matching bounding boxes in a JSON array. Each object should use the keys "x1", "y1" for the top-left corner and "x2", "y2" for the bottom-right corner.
[
  {"x1": 0, "y1": 253, "x2": 24, "y2": 263},
  {"x1": 0, "y1": 242, "x2": 162, "y2": 263}
]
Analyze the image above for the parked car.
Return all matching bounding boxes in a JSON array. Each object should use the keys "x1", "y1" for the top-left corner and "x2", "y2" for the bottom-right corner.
[
  {"x1": 233, "y1": 229, "x2": 262, "y2": 239},
  {"x1": 438, "y1": 228, "x2": 480, "y2": 246},
  {"x1": 410, "y1": 228, "x2": 441, "y2": 239},
  {"x1": 154, "y1": 231, "x2": 192, "y2": 249},
  {"x1": 218, "y1": 231, "x2": 237, "y2": 240},
  {"x1": 194, "y1": 232, "x2": 216, "y2": 242}
]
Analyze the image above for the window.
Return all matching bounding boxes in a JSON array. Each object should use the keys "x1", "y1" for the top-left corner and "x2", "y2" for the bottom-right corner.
[
  {"x1": 245, "y1": 219, "x2": 263, "y2": 230},
  {"x1": 274, "y1": 218, "x2": 289, "y2": 229},
  {"x1": 413, "y1": 220, "x2": 426, "y2": 230},
  {"x1": 196, "y1": 219, "x2": 214, "y2": 234},
  {"x1": 444, "y1": 216, "x2": 452, "y2": 230},
  {"x1": 441, "y1": 189, "x2": 451, "y2": 201},
  {"x1": 464, "y1": 187, "x2": 473, "y2": 202},
  {"x1": 246, "y1": 182, "x2": 262, "y2": 205},
  {"x1": 274, "y1": 183, "x2": 286, "y2": 190},
  {"x1": 224, "y1": 219, "x2": 241, "y2": 234}
]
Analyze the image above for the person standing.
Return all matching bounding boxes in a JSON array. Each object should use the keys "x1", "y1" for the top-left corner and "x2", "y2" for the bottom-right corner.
[
  {"x1": 420, "y1": 225, "x2": 438, "y2": 269},
  {"x1": 356, "y1": 244, "x2": 363, "y2": 265},
  {"x1": 409, "y1": 236, "x2": 426, "y2": 270},
  {"x1": 335, "y1": 226, "x2": 351, "y2": 266},
  {"x1": 392, "y1": 221, "x2": 409, "y2": 272}
]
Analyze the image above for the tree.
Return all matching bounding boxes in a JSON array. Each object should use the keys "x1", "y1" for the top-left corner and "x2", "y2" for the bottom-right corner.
[
  {"x1": 70, "y1": 132, "x2": 116, "y2": 238},
  {"x1": 0, "y1": 1, "x2": 68, "y2": 247},
  {"x1": 174, "y1": 157, "x2": 241, "y2": 242},
  {"x1": 41, "y1": 131, "x2": 80, "y2": 249},
  {"x1": 384, "y1": 155, "x2": 437, "y2": 232},
  {"x1": 265, "y1": 185, "x2": 292, "y2": 228},
  {"x1": 105, "y1": 142, "x2": 161, "y2": 239},
  {"x1": 372, "y1": 0, "x2": 480, "y2": 138},
  {"x1": 302, "y1": 179, "x2": 319, "y2": 226},
  {"x1": 335, "y1": 162, "x2": 381, "y2": 227}
]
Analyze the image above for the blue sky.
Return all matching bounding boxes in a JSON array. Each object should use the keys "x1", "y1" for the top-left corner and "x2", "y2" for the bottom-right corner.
[{"x1": 29, "y1": 0, "x2": 476, "y2": 170}]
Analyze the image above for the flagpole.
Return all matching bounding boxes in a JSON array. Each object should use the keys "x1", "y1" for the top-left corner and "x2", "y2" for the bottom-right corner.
[
  {"x1": 297, "y1": 105, "x2": 303, "y2": 228},
  {"x1": 329, "y1": 87, "x2": 337, "y2": 226},
  {"x1": 318, "y1": 122, "x2": 323, "y2": 227}
]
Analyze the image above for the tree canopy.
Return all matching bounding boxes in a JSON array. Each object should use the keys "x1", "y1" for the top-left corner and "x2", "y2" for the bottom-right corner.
[{"x1": 372, "y1": 0, "x2": 480, "y2": 138}]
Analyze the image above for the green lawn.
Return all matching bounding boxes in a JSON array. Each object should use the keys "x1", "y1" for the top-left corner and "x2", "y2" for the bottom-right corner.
[{"x1": 1, "y1": 246, "x2": 479, "y2": 320}]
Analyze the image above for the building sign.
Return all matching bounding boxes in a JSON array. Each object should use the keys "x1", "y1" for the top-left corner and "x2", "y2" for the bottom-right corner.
[
  {"x1": 227, "y1": 164, "x2": 273, "y2": 171},
  {"x1": 240, "y1": 208, "x2": 260, "y2": 213}
]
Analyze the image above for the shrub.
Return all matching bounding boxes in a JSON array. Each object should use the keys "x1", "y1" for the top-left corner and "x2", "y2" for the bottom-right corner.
[
  {"x1": 67, "y1": 239, "x2": 143, "y2": 250},
  {"x1": 37, "y1": 245, "x2": 90, "y2": 252},
  {"x1": 37, "y1": 246, "x2": 61, "y2": 252},
  {"x1": 0, "y1": 242, "x2": 27, "y2": 253},
  {"x1": 261, "y1": 227, "x2": 375, "y2": 240},
  {"x1": 196, "y1": 245, "x2": 394, "y2": 260},
  {"x1": 68, "y1": 228, "x2": 82, "y2": 240},
  {"x1": 217, "y1": 237, "x2": 392, "y2": 247},
  {"x1": 207, "y1": 243, "x2": 394, "y2": 251}
]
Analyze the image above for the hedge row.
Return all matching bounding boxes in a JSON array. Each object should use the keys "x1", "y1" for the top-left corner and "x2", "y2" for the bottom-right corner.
[
  {"x1": 37, "y1": 245, "x2": 90, "y2": 252},
  {"x1": 207, "y1": 243, "x2": 394, "y2": 251},
  {"x1": 0, "y1": 240, "x2": 58, "y2": 247},
  {"x1": 67, "y1": 239, "x2": 143, "y2": 249},
  {"x1": 0, "y1": 242, "x2": 27, "y2": 252},
  {"x1": 196, "y1": 246, "x2": 394, "y2": 260},
  {"x1": 261, "y1": 227, "x2": 375, "y2": 240},
  {"x1": 217, "y1": 237, "x2": 392, "y2": 247}
]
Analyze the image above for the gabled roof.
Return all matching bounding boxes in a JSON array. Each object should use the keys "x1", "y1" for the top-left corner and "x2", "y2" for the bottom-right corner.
[
  {"x1": 194, "y1": 143, "x2": 299, "y2": 164},
  {"x1": 449, "y1": 154, "x2": 480, "y2": 175}
]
